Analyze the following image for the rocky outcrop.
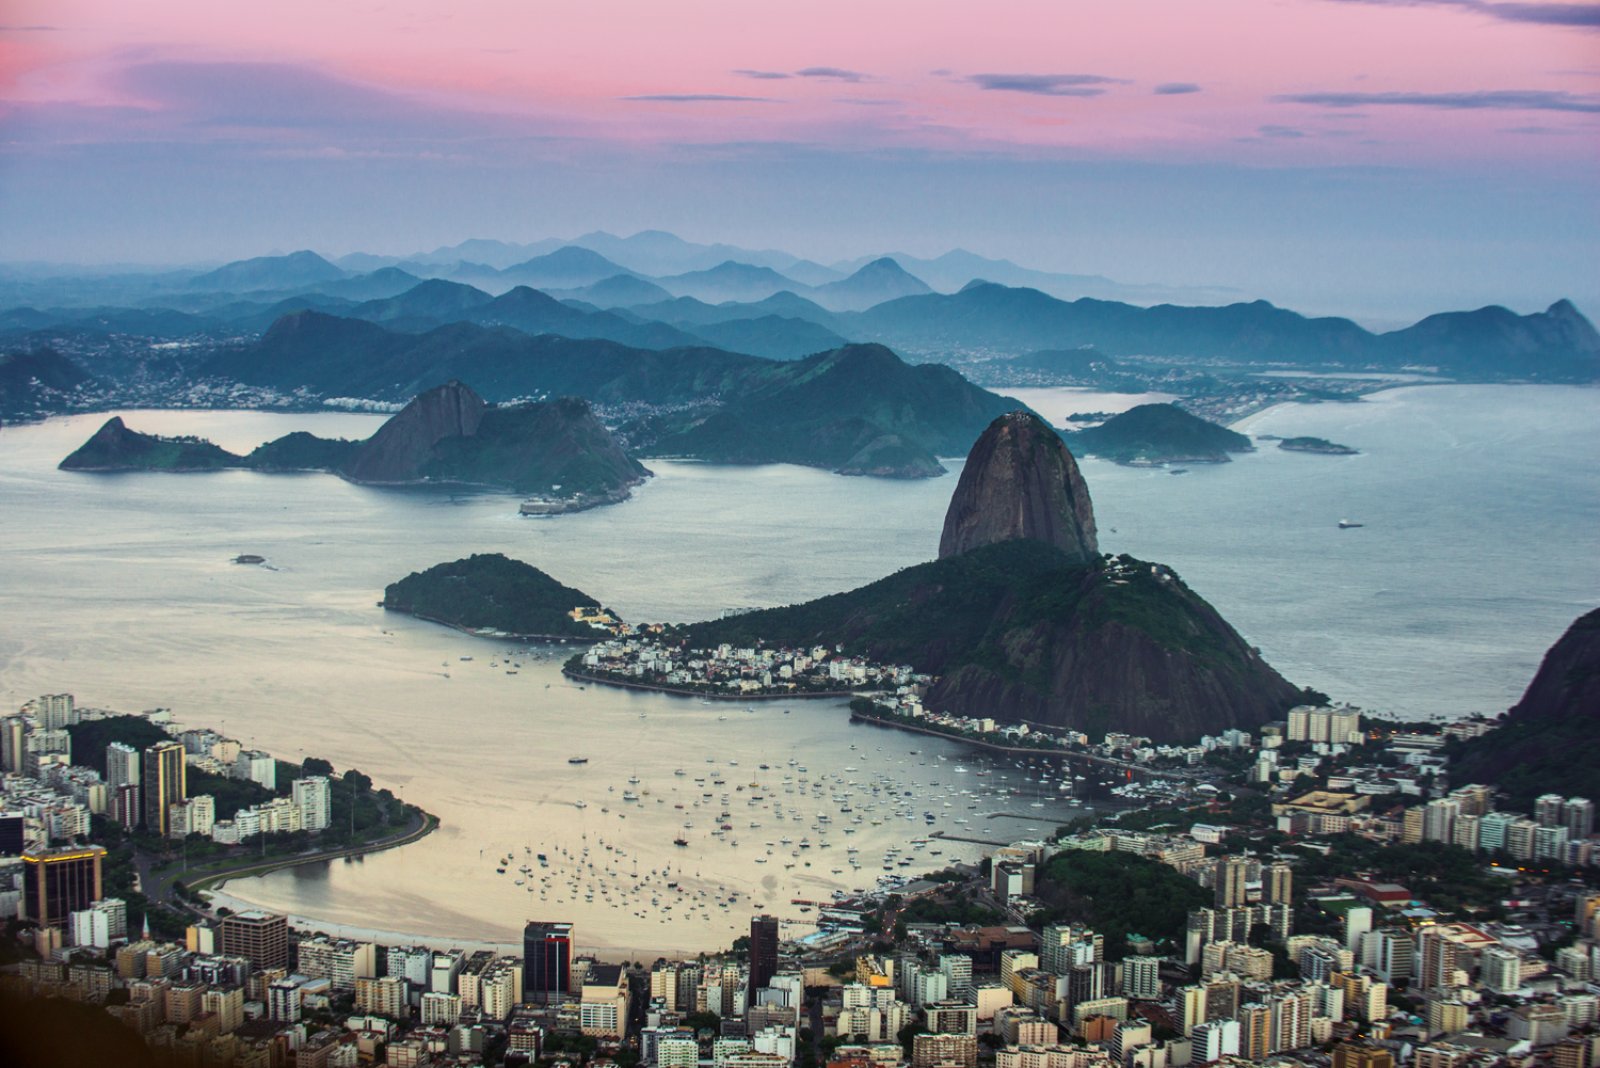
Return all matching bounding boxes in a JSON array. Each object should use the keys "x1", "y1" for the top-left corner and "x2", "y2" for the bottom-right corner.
[
  {"x1": 342, "y1": 380, "x2": 487, "y2": 484},
  {"x1": 59, "y1": 416, "x2": 243, "y2": 471},
  {"x1": 939, "y1": 410, "x2": 1097, "y2": 563},
  {"x1": 1068, "y1": 403, "x2": 1253, "y2": 465}
]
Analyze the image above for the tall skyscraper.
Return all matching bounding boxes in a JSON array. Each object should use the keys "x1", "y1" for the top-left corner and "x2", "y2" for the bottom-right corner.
[
  {"x1": 21, "y1": 846, "x2": 106, "y2": 929},
  {"x1": 1265, "y1": 863, "x2": 1293, "y2": 905},
  {"x1": 1215, "y1": 858, "x2": 1247, "y2": 909},
  {"x1": 524, "y1": 921, "x2": 574, "y2": 1004},
  {"x1": 142, "y1": 742, "x2": 186, "y2": 836},
  {"x1": 749, "y1": 914, "x2": 779, "y2": 997}
]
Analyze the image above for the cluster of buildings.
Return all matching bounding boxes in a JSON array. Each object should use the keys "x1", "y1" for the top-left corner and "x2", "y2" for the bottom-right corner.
[
  {"x1": 575, "y1": 640, "x2": 925, "y2": 697},
  {"x1": 5, "y1": 689, "x2": 1600, "y2": 1068},
  {"x1": 1, "y1": 694, "x2": 336, "y2": 956}
]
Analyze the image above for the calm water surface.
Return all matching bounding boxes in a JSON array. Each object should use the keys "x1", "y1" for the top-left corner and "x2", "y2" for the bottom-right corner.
[{"x1": 0, "y1": 384, "x2": 1594, "y2": 952}]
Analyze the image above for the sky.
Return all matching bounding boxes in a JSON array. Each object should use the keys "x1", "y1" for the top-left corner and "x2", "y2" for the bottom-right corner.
[{"x1": 1, "y1": 0, "x2": 1597, "y2": 320}]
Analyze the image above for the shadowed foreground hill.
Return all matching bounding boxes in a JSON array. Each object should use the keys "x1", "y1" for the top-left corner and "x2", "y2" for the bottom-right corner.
[{"x1": 1451, "y1": 607, "x2": 1600, "y2": 805}]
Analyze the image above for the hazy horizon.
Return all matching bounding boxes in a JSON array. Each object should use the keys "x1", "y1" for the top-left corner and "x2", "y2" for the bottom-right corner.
[{"x1": 3, "y1": 1, "x2": 1598, "y2": 323}]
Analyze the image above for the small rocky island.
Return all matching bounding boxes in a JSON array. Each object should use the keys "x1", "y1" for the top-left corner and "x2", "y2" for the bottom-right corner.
[
  {"x1": 382, "y1": 553, "x2": 618, "y2": 640},
  {"x1": 59, "y1": 381, "x2": 649, "y2": 510},
  {"x1": 1277, "y1": 435, "x2": 1359, "y2": 455},
  {"x1": 1066, "y1": 402, "x2": 1253, "y2": 464}
]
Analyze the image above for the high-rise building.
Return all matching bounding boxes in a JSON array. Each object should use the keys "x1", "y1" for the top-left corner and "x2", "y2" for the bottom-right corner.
[
  {"x1": 37, "y1": 694, "x2": 76, "y2": 730},
  {"x1": 21, "y1": 846, "x2": 105, "y2": 929},
  {"x1": 0, "y1": 716, "x2": 26, "y2": 773},
  {"x1": 1480, "y1": 947, "x2": 1522, "y2": 994},
  {"x1": 1192, "y1": 1018, "x2": 1240, "y2": 1063},
  {"x1": 1344, "y1": 907, "x2": 1373, "y2": 954},
  {"x1": 1536, "y1": 794, "x2": 1566, "y2": 827},
  {"x1": 1265, "y1": 863, "x2": 1293, "y2": 905},
  {"x1": 292, "y1": 776, "x2": 332, "y2": 833},
  {"x1": 1562, "y1": 797, "x2": 1595, "y2": 839},
  {"x1": 749, "y1": 915, "x2": 779, "y2": 997},
  {"x1": 220, "y1": 910, "x2": 288, "y2": 971},
  {"x1": 1478, "y1": 811, "x2": 1517, "y2": 854},
  {"x1": 1239, "y1": 1004, "x2": 1272, "y2": 1061},
  {"x1": 1423, "y1": 799, "x2": 1459, "y2": 844},
  {"x1": 939, "y1": 954, "x2": 974, "y2": 1000},
  {"x1": 1215, "y1": 858, "x2": 1247, "y2": 909},
  {"x1": 524, "y1": 921, "x2": 575, "y2": 1004},
  {"x1": 106, "y1": 742, "x2": 141, "y2": 789},
  {"x1": 142, "y1": 742, "x2": 185, "y2": 836},
  {"x1": 1122, "y1": 956, "x2": 1162, "y2": 1000},
  {"x1": 0, "y1": 810, "x2": 24, "y2": 855}
]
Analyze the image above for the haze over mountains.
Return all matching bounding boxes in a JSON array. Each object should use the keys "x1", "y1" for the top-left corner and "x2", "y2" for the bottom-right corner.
[{"x1": 3, "y1": 231, "x2": 1598, "y2": 434}]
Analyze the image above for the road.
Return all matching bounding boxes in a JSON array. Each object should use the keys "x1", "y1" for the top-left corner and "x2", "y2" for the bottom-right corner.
[{"x1": 134, "y1": 809, "x2": 438, "y2": 916}]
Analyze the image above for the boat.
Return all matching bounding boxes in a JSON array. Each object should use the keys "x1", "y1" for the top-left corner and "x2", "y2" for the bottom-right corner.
[
  {"x1": 1339, "y1": 519, "x2": 1364, "y2": 529},
  {"x1": 568, "y1": 757, "x2": 589, "y2": 765},
  {"x1": 674, "y1": 838, "x2": 688, "y2": 847}
]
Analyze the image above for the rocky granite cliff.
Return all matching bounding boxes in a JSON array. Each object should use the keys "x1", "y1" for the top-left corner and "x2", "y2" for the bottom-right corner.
[
  {"x1": 939, "y1": 410, "x2": 1097, "y2": 563},
  {"x1": 1451, "y1": 607, "x2": 1600, "y2": 805},
  {"x1": 687, "y1": 412, "x2": 1302, "y2": 742},
  {"x1": 342, "y1": 379, "x2": 487, "y2": 484}
]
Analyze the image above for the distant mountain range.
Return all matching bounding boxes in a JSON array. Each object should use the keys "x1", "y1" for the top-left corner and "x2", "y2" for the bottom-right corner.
[
  {"x1": 4, "y1": 236, "x2": 1597, "y2": 401},
  {"x1": 202, "y1": 314, "x2": 1023, "y2": 477}
]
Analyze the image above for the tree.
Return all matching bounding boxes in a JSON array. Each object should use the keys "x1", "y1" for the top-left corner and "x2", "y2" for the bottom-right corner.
[{"x1": 302, "y1": 757, "x2": 334, "y2": 776}]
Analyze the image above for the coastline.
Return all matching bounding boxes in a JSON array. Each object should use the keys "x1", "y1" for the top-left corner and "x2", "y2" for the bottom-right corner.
[
  {"x1": 186, "y1": 811, "x2": 441, "y2": 901},
  {"x1": 849, "y1": 708, "x2": 1191, "y2": 781},
  {"x1": 561, "y1": 665, "x2": 861, "y2": 701},
  {"x1": 383, "y1": 605, "x2": 606, "y2": 645}
]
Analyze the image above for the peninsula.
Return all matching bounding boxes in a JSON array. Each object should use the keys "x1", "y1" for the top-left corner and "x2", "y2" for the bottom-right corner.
[{"x1": 59, "y1": 381, "x2": 649, "y2": 508}]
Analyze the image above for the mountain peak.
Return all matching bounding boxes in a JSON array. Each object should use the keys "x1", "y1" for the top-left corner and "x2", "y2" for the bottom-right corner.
[{"x1": 939, "y1": 410, "x2": 1098, "y2": 563}]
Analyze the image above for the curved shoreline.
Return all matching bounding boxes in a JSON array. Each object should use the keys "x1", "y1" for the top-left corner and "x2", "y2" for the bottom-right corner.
[
  {"x1": 184, "y1": 811, "x2": 441, "y2": 901},
  {"x1": 384, "y1": 605, "x2": 605, "y2": 644},
  {"x1": 561, "y1": 665, "x2": 860, "y2": 701}
]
